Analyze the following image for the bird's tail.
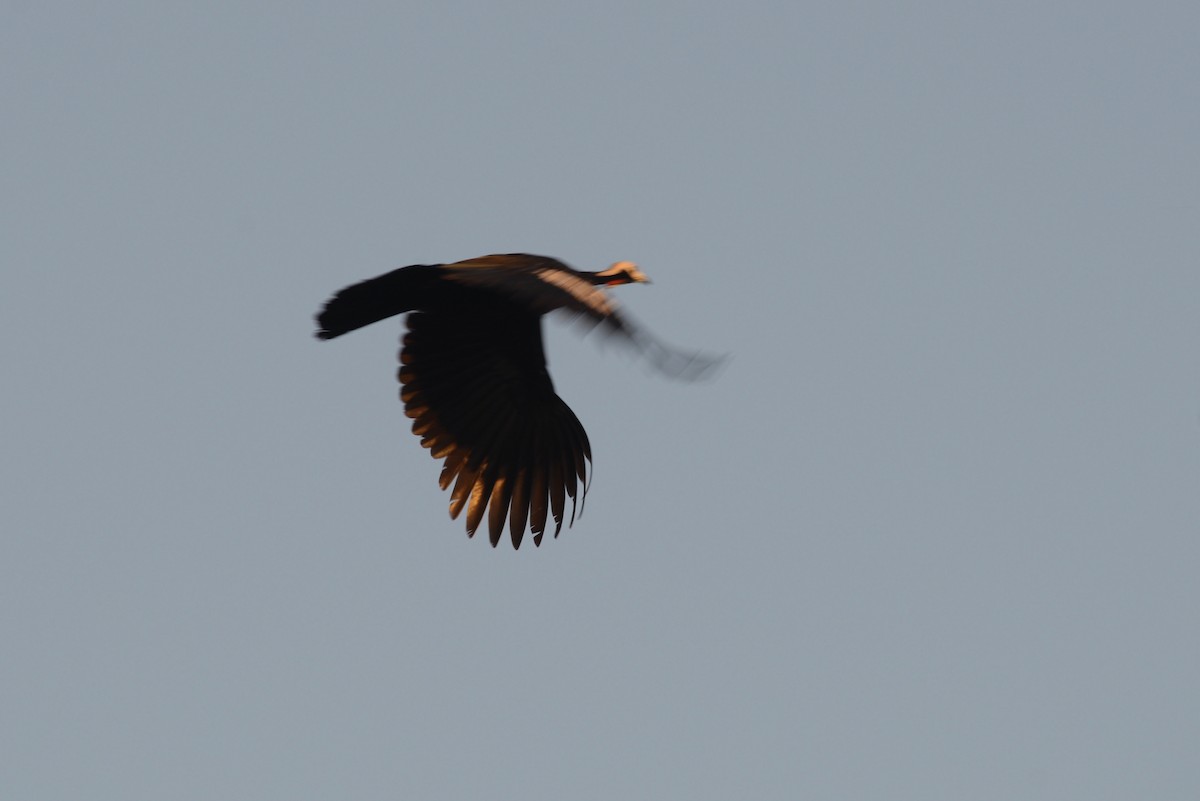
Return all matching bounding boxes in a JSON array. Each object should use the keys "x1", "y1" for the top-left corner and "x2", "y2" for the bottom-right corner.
[{"x1": 314, "y1": 265, "x2": 439, "y2": 340}]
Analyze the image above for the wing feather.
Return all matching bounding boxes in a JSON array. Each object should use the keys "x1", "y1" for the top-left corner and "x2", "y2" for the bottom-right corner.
[{"x1": 397, "y1": 305, "x2": 593, "y2": 547}]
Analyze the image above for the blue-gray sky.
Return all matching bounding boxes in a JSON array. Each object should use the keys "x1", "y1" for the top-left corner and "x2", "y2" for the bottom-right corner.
[{"x1": 3, "y1": 2, "x2": 1197, "y2": 798}]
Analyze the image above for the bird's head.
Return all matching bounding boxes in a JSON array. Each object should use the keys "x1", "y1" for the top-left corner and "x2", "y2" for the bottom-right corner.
[{"x1": 596, "y1": 261, "x2": 652, "y2": 286}]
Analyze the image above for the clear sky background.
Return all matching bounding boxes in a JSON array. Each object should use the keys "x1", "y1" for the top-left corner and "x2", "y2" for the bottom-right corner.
[{"x1": 3, "y1": 2, "x2": 1197, "y2": 799}]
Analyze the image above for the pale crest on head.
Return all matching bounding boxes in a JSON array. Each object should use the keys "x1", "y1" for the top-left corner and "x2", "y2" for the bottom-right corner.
[{"x1": 597, "y1": 261, "x2": 651, "y2": 284}]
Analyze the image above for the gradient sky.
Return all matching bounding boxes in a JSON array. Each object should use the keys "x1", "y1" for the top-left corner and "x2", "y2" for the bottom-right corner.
[{"x1": 3, "y1": 2, "x2": 1198, "y2": 799}]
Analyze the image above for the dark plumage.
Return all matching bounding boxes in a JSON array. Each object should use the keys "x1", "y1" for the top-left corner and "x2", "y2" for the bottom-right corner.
[{"x1": 316, "y1": 253, "x2": 718, "y2": 548}]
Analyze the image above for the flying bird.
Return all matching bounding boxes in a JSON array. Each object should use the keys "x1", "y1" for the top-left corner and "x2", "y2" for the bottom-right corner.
[{"x1": 315, "y1": 253, "x2": 719, "y2": 548}]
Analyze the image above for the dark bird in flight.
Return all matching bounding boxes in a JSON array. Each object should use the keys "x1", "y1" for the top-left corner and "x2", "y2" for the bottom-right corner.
[{"x1": 315, "y1": 253, "x2": 718, "y2": 548}]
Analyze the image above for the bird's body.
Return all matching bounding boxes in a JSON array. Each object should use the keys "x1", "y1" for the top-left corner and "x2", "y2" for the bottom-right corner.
[{"x1": 316, "y1": 253, "x2": 714, "y2": 548}]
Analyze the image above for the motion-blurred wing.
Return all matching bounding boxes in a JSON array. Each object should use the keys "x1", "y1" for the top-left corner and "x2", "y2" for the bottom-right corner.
[{"x1": 442, "y1": 253, "x2": 724, "y2": 380}]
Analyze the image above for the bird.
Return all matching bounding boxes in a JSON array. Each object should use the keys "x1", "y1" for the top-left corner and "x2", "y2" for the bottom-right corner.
[{"x1": 315, "y1": 253, "x2": 719, "y2": 548}]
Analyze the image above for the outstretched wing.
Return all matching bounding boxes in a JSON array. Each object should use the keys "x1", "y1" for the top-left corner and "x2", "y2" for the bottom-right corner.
[{"x1": 399, "y1": 308, "x2": 591, "y2": 548}]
